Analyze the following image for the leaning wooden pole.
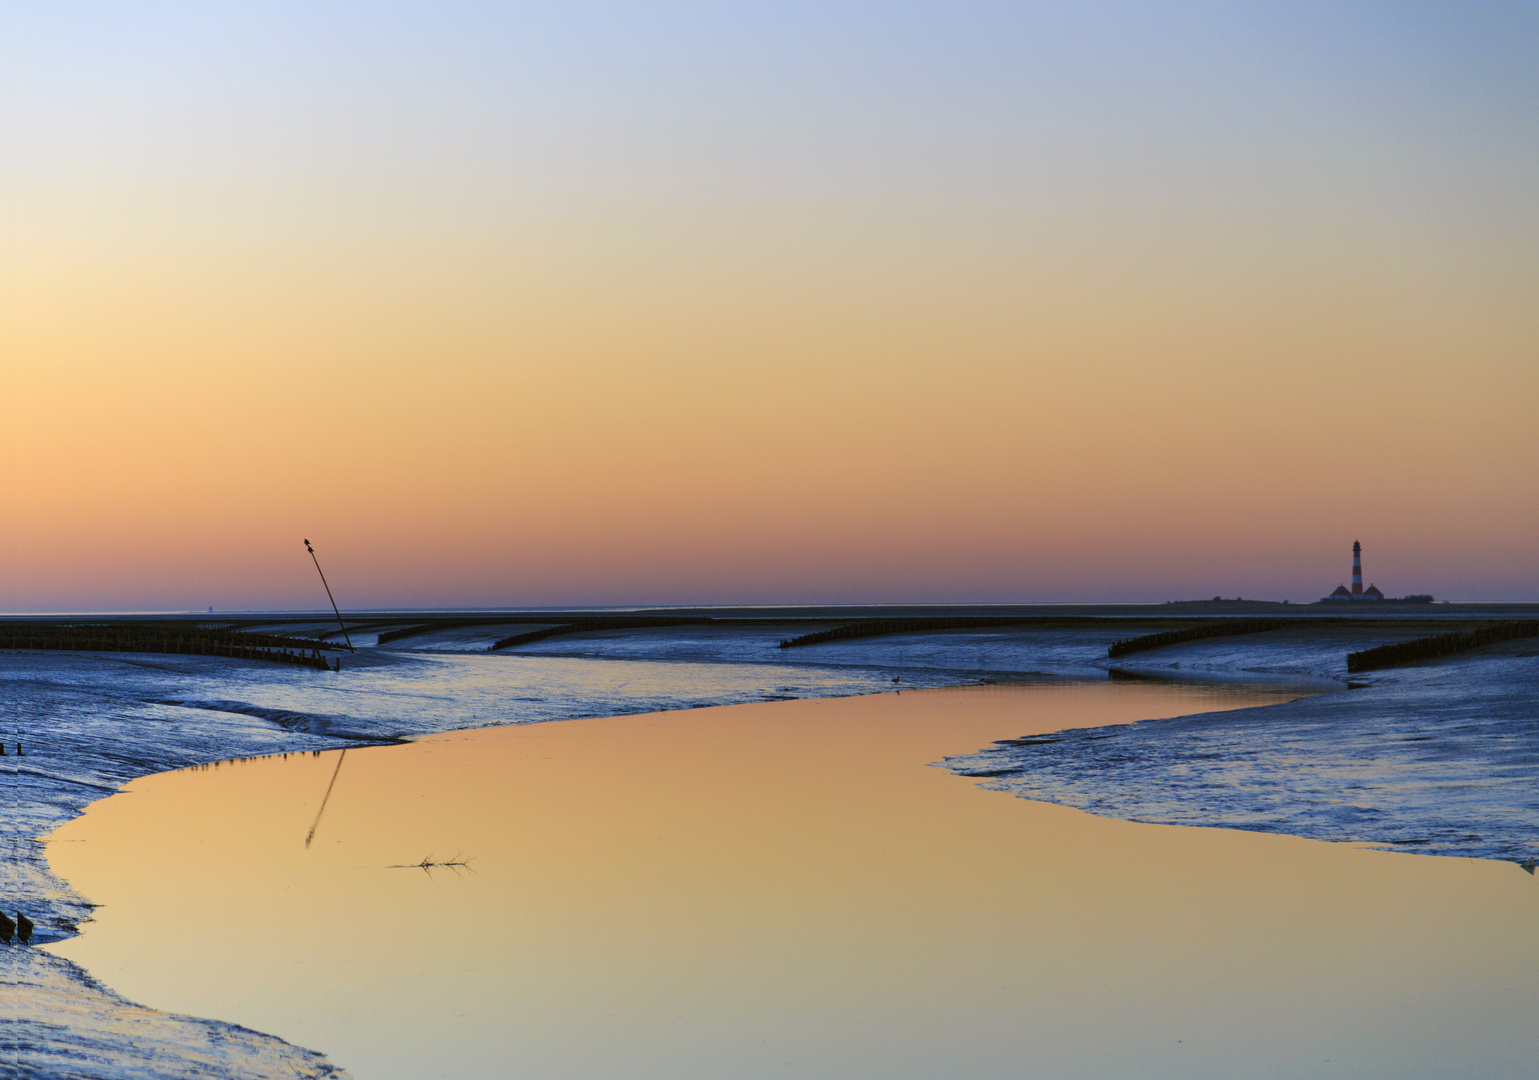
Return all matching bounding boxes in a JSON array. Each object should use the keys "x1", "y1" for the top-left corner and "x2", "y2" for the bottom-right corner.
[{"x1": 304, "y1": 538, "x2": 355, "y2": 652}]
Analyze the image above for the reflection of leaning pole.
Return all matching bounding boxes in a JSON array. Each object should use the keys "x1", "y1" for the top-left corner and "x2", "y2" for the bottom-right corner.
[
  {"x1": 305, "y1": 750, "x2": 348, "y2": 848},
  {"x1": 303, "y1": 538, "x2": 354, "y2": 652}
]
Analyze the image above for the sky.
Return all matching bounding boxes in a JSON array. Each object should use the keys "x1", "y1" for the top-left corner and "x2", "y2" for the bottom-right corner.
[{"x1": 2, "y1": 2, "x2": 1536, "y2": 610}]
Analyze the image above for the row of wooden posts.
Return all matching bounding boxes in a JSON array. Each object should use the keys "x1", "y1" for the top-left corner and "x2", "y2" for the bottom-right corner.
[
  {"x1": 1346, "y1": 621, "x2": 1539, "y2": 673},
  {"x1": 1107, "y1": 619, "x2": 1288, "y2": 658},
  {"x1": 0, "y1": 626, "x2": 338, "y2": 670}
]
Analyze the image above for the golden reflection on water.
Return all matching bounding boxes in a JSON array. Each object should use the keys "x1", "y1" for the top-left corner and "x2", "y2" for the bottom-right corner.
[{"x1": 45, "y1": 683, "x2": 1539, "y2": 1079}]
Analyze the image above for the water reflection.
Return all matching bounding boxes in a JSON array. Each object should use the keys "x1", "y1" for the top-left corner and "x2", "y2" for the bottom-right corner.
[
  {"x1": 304, "y1": 749, "x2": 347, "y2": 848},
  {"x1": 45, "y1": 683, "x2": 1539, "y2": 1080}
]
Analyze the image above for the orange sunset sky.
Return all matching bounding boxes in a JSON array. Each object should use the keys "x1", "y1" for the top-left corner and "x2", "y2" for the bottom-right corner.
[{"x1": 3, "y1": 3, "x2": 1536, "y2": 610}]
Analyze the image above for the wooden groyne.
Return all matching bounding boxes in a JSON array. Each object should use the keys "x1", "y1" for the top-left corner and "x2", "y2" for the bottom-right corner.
[
  {"x1": 489, "y1": 616, "x2": 716, "y2": 651},
  {"x1": 489, "y1": 625, "x2": 578, "y2": 650},
  {"x1": 0, "y1": 622, "x2": 340, "y2": 669},
  {"x1": 1345, "y1": 621, "x2": 1539, "y2": 673},
  {"x1": 775, "y1": 616, "x2": 1167, "y2": 650},
  {"x1": 375, "y1": 615, "x2": 696, "y2": 646},
  {"x1": 376, "y1": 614, "x2": 738, "y2": 648},
  {"x1": 317, "y1": 620, "x2": 398, "y2": 641},
  {"x1": 779, "y1": 617, "x2": 1024, "y2": 649},
  {"x1": 376, "y1": 622, "x2": 451, "y2": 645},
  {"x1": 1106, "y1": 619, "x2": 1287, "y2": 658}
]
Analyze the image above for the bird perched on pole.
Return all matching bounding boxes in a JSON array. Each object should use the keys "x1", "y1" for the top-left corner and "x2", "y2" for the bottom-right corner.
[{"x1": 303, "y1": 539, "x2": 354, "y2": 652}]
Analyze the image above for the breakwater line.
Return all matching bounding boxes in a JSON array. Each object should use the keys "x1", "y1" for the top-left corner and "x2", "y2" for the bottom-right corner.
[
  {"x1": 1106, "y1": 619, "x2": 1287, "y2": 657},
  {"x1": 777, "y1": 616, "x2": 1158, "y2": 650},
  {"x1": 487, "y1": 616, "x2": 716, "y2": 651},
  {"x1": 376, "y1": 614, "x2": 717, "y2": 647},
  {"x1": 1346, "y1": 620, "x2": 1539, "y2": 672},
  {"x1": 0, "y1": 621, "x2": 343, "y2": 669}
]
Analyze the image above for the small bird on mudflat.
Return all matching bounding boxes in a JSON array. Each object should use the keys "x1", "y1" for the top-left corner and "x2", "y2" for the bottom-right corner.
[
  {"x1": 0, "y1": 911, "x2": 14, "y2": 944},
  {"x1": 16, "y1": 913, "x2": 33, "y2": 944}
]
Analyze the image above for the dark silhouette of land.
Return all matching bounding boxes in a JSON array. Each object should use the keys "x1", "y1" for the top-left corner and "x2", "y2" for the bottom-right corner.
[{"x1": 3, "y1": 602, "x2": 1537, "y2": 673}]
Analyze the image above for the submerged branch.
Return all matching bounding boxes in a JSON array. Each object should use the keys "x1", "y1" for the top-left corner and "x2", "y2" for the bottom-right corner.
[{"x1": 386, "y1": 854, "x2": 475, "y2": 876}]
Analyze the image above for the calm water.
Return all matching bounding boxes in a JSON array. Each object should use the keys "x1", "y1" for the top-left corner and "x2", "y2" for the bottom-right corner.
[{"x1": 46, "y1": 683, "x2": 1539, "y2": 1079}]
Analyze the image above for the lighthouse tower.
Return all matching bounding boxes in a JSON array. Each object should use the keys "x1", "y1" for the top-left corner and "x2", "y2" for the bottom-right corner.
[{"x1": 1325, "y1": 540, "x2": 1387, "y2": 601}]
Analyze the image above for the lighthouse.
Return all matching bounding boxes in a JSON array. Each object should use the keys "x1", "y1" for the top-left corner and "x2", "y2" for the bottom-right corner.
[{"x1": 1325, "y1": 540, "x2": 1385, "y2": 600}]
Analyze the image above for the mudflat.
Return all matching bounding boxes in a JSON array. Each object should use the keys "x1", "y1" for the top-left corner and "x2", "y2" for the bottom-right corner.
[{"x1": 46, "y1": 682, "x2": 1539, "y2": 1080}]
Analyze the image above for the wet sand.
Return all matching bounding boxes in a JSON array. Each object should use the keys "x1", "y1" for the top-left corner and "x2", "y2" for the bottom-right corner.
[{"x1": 44, "y1": 682, "x2": 1539, "y2": 1079}]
